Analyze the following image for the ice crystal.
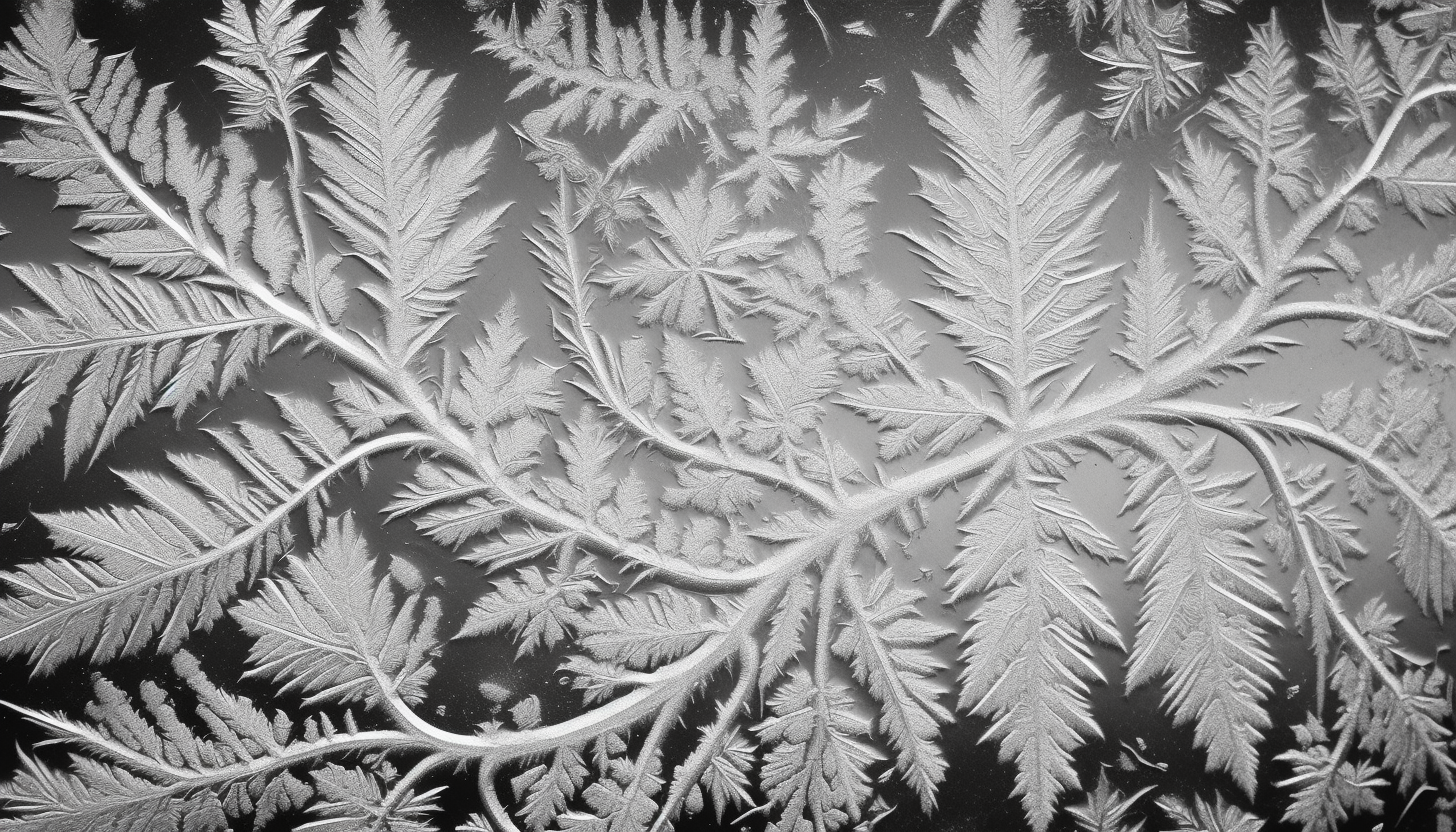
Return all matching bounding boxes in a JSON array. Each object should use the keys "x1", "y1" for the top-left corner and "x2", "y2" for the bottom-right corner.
[{"x1": 0, "y1": 0, "x2": 1454, "y2": 831}]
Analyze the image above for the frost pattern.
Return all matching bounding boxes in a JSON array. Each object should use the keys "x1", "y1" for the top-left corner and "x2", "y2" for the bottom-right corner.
[{"x1": 0, "y1": 0, "x2": 1455, "y2": 831}]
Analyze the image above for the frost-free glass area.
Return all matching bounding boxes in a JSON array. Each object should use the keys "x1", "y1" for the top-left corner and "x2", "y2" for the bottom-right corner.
[{"x1": 0, "y1": 0, "x2": 1453, "y2": 830}]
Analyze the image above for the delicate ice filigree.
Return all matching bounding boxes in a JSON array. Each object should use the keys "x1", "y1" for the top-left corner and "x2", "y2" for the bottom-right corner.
[{"x1": 0, "y1": 0, "x2": 1454, "y2": 831}]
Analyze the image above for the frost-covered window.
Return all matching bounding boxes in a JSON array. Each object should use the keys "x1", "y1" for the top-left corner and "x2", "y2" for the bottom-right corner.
[{"x1": 0, "y1": 0, "x2": 1454, "y2": 831}]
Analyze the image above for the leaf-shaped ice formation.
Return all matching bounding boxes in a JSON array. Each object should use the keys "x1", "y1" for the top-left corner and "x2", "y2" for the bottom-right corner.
[
  {"x1": 479, "y1": 0, "x2": 737, "y2": 176},
  {"x1": 0, "y1": 652, "x2": 319, "y2": 832},
  {"x1": 951, "y1": 465, "x2": 1123, "y2": 831},
  {"x1": 0, "y1": 395, "x2": 384, "y2": 674},
  {"x1": 233, "y1": 514, "x2": 440, "y2": 708},
  {"x1": 832, "y1": 573, "x2": 953, "y2": 810},
  {"x1": 0, "y1": 263, "x2": 274, "y2": 470},
  {"x1": 202, "y1": 0, "x2": 322, "y2": 130},
  {"x1": 905, "y1": 0, "x2": 1115, "y2": 423},
  {"x1": 308, "y1": 0, "x2": 506, "y2": 360},
  {"x1": 456, "y1": 559, "x2": 598, "y2": 657},
  {"x1": 719, "y1": 1, "x2": 866, "y2": 217},
  {"x1": 1121, "y1": 436, "x2": 1280, "y2": 793},
  {"x1": 756, "y1": 668, "x2": 882, "y2": 832},
  {"x1": 1317, "y1": 372, "x2": 1456, "y2": 617},
  {"x1": 1204, "y1": 14, "x2": 1314, "y2": 209}
]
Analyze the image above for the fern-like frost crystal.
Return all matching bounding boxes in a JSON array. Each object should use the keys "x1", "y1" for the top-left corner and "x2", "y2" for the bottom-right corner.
[{"x1": 0, "y1": 0, "x2": 1454, "y2": 831}]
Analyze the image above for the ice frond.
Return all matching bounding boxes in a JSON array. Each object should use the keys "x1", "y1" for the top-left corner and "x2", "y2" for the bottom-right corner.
[
  {"x1": 1090, "y1": 27, "x2": 1203, "y2": 138},
  {"x1": 807, "y1": 153, "x2": 880, "y2": 270},
  {"x1": 0, "y1": 395, "x2": 367, "y2": 674},
  {"x1": 233, "y1": 514, "x2": 440, "y2": 708},
  {"x1": 541, "y1": 406, "x2": 624, "y2": 524},
  {"x1": 1369, "y1": 114, "x2": 1456, "y2": 223},
  {"x1": 1277, "y1": 748, "x2": 1386, "y2": 832},
  {"x1": 201, "y1": 0, "x2": 322, "y2": 130},
  {"x1": 1275, "y1": 714, "x2": 1386, "y2": 832},
  {"x1": 833, "y1": 572, "x2": 953, "y2": 811},
  {"x1": 1204, "y1": 13, "x2": 1314, "y2": 209},
  {"x1": 0, "y1": 651, "x2": 316, "y2": 831},
  {"x1": 1156, "y1": 792, "x2": 1264, "y2": 832},
  {"x1": 840, "y1": 380, "x2": 990, "y2": 461},
  {"x1": 718, "y1": 2, "x2": 867, "y2": 217},
  {"x1": 1120, "y1": 435, "x2": 1280, "y2": 794},
  {"x1": 456, "y1": 559, "x2": 598, "y2": 658},
  {"x1": 0, "y1": 1, "x2": 95, "y2": 116},
  {"x1": 1339, "y1": 239, "x2": 1456, "y2": 363},
  {"x1": 1311, "y1": 9, "x2": 1391, "y2": 142},
  {"x1": 1158, "y1": 132, "x2": 1257, "y2": 292},
  {"x1": 510, "y1": 746, "x2": 589, "y2": 832},
  {"x1": 601, "y1": 170, "x2": 793, "y2": 341},
  {"x1": 827, "y1": 279, "x2": 929, "y2": 382},
  {"x1": 739, "y1": 331, "x2": 839, "y2": 461},
  {"x1": 392, "y1": 461, "x2": 511, "y2": 550},
  {"x1": 662, "y1": 464, "x2": 763, "y2": 518},
  {"x1": 1340, "y1": 600, "x2": 1456, "y2": 792},
  {"x1": 1276, "y1": 598, "x2": 1454, "y2": 830},
  {"x1": 305, "y1": 763, "x2": 443, "y2": 832},
  {"x1": 452, "y1": 299, "x2": 563, "y2": 437},
  {"x1": 1114, "y1": 202, "x2": 1188, "y2": 371},
  {"x1": 950, "y1": 461, "x2": 1121, "y2": 832},
  {"x1": 1318, "y1": 372, "x2": 1456, "y2": 616},
  {"x1": 577, "y1": 588, "x2": 726, "y2": 671},
  {"x1": 759, "y1": 571, "x2": 813, "y2": 692},
  {"x1": 478, "y1": 0, "x2": 737, "y2": 176},
  {"x1": 0, "y1": 263, "x2": 274, "y2": 470},
  {"x1": 755, "y1": 668, "x2": 882, "y2": 832},
  {"x1": 1067, "y1": 771, "x2": 1152, "y2": 832},
  {"x1": 0, "y1": 24, "x2": 216, "y2": 276},
  {"x1": 308, "y1": 0, "x2": 505, "y2": 360},
  {"x1": 551, "y1": 740, "x2": 664, "y2": 832},
  {"x1": 905, "y1": 0, "x2": 1115, "y2": 418},
  {"x1": 689, "y1": 725, "x2": 755, "y2": 823}
]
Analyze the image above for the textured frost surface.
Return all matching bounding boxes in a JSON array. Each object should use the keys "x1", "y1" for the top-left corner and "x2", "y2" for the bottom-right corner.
[{"x1": 0, "y1": 0, "x2": 1454, "y2": 830}]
